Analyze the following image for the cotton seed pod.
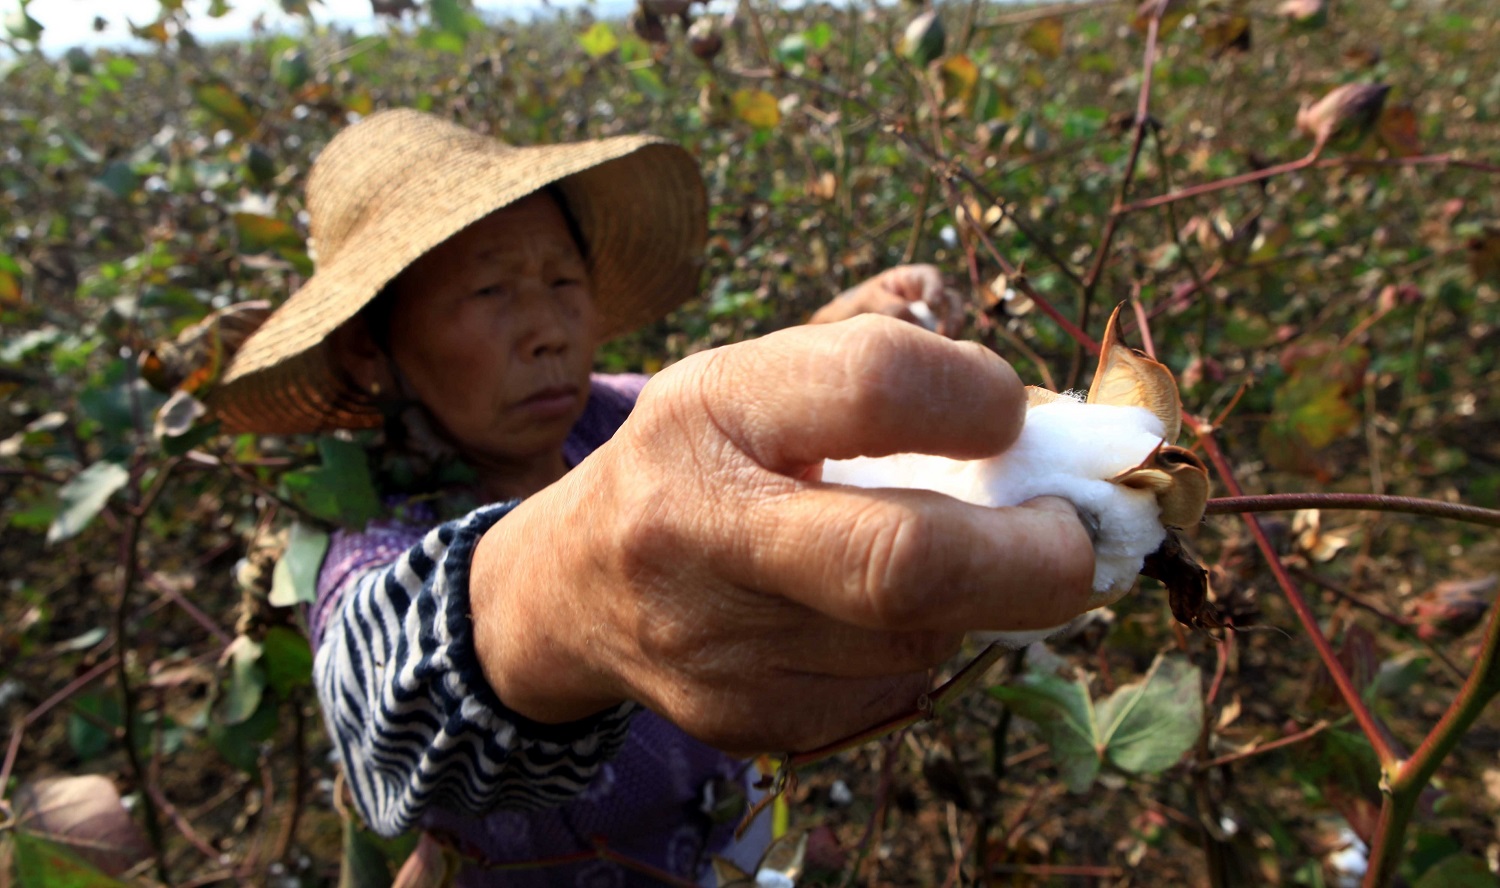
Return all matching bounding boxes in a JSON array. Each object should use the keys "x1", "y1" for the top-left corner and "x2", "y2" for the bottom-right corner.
[
  {"x1": 370, "y1": 0, "x2": 417, "y2": 16},
  {"x1": 821, "y1": 303, "x2": 1214, "y2": 642},
  {"x1": 900, "y1": 10, "x2": 945, "y2": 67},
  {"x1": 630, "y1": 7, "x2": 667, "y2": 44},
  {"x1": 642, "y1": 0, "x2": 692, "y2": 15},
  {"x1": 687, "y1": 17, "x2": 723, "y2": 61},
  {"x1": 1295, "y1": 82, "x2": 1391, "y2": 152},
  {"x1": 1409, "y1": 575, "x2": 1496, "y2": 642}
]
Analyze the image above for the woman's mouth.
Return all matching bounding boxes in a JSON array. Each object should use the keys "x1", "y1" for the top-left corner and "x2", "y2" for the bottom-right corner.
[{"x1": 517, "y1": 385, "x2": 580, "y2": 419}]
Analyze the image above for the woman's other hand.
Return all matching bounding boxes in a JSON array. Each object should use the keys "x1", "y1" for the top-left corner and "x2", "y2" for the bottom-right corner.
[
  {"x1": 470, "y1": 317, "x2": 1094, "y2": 755},
  {"x1": 808, "y1": 264, "x2": 965, "y2": 337}
]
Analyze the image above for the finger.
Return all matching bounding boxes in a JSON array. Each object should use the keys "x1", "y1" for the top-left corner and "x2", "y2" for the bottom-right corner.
[
  {"x1": 651, "y1": 315, "x2": 1026, "y2": 471},
  {"x1": 722, "y1": 485, "x2": 1097, "y2": 633},
  {"x1": 898, "y1": 264, "x2": 945, "y2": 304}
]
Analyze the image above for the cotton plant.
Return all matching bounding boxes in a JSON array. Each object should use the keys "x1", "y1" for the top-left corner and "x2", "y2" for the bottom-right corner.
[{"x1": 822, "y1": 305, "x2": 1213, "y2": 645}]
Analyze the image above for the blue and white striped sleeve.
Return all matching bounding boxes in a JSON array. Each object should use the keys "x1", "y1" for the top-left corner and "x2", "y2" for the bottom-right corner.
[{"x1": 312, "y1": 502, "x2": 639, "y2": 837}]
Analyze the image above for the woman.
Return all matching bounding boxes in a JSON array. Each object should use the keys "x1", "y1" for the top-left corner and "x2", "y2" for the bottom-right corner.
[{"x1": 209, "y1": 109, "x2": 1095, "y2": 885}]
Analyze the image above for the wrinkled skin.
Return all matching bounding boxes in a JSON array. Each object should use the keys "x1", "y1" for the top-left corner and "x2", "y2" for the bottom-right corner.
[{"x1": 471, "y1": 318, "x2": 1096, "y2": 755}]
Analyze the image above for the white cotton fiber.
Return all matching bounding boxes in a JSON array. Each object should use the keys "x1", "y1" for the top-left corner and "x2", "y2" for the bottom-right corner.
[{"x1": 821, "y1": 397, "x2": 1172, "y2": 638}]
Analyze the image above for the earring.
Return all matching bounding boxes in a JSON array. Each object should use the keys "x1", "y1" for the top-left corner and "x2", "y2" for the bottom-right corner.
[{"x1": 369, "y1": 381, "x2": 382, "y2": 397}]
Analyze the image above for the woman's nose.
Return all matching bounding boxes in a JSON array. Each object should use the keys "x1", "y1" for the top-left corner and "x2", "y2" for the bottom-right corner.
[{"x1": 514, "y1": 283, "x2": 572, "y2": 360}]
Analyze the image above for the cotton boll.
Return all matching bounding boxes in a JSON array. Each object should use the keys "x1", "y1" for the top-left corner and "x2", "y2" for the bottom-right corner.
[{"x1": 821, "y1": 397, "x2": 1172, "y2": 642}]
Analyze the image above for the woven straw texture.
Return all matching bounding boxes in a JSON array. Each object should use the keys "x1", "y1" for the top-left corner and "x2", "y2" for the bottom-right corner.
[{"x1": 210, "y1": 108, "x2": 707, "y2": 435}]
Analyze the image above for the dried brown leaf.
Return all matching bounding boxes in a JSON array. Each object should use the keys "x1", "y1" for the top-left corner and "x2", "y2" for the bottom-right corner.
[{"x1": 12, "y1": 775, "x2": 151, "y2": 877}]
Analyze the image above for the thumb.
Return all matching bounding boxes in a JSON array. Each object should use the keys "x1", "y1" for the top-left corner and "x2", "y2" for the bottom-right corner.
[{"x1": 643, "y1": 315, "x2": 1026, "y2": 475}]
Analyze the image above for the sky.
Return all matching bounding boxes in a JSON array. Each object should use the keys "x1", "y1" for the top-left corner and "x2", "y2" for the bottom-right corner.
[{"x1": 23, "y1": 0, "x2": 631, "y2": 53}]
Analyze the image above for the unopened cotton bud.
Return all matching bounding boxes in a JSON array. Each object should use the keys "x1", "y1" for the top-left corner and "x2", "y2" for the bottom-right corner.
[
  {"x1": 1295, "y1": 82, "x2": 1391, "y2": 152},
  {"x1": 687, "y1": 17, "x2": 722, "y2": 61}
]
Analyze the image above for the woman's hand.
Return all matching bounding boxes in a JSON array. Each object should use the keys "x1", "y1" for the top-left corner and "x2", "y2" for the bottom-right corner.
[
  {"x1": 808, "y1": 264, "x2": 965, "y2": 337},
  {"x1": 470, "y1": 317, "x2": 1094, "y2": 754}
]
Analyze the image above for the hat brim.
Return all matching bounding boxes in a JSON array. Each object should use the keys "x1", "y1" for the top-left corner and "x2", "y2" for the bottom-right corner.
[{"x1": 210, "y1": 116, "x2": 706, "y2": 436}]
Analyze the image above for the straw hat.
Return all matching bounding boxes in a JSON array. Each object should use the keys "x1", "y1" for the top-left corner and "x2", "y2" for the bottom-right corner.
[{"x1": 208, "y1": 108, "x2": 708, "y2": 435}]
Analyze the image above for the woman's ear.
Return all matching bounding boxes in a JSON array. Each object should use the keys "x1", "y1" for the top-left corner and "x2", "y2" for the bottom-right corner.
[{"x1": 329, "y1": 316, "x2": 394, "y2": 396}]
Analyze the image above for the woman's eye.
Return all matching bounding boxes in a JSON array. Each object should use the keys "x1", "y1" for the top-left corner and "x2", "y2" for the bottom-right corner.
[{"x1": 474, "y1": 284, "x2": 507, "y2": 298}]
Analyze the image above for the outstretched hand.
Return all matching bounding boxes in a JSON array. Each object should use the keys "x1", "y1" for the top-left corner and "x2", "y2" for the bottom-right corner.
[
  {"x1": 470, "y1": 317, "x2": 1095, "y2": 755},
  {"x1": 808, "y1": 264, "x2": 965, "y2": 337}
]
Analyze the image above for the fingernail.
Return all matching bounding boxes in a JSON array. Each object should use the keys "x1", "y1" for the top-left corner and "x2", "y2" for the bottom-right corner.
[
  {"x1": 1024, "y1": 496, "x2": 1099, "y2": 545},
  {"x1": 1073, "y1": 505, "x2": 1101, "y2": 545}
]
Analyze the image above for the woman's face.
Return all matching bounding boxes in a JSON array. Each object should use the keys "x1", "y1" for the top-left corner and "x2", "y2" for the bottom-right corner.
[{"x1": 385, "y1": 191, "x2": 599, "y2": 466}]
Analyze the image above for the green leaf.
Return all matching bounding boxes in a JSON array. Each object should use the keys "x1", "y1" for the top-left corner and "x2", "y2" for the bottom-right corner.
[
  {"x1": 775, "y1": 33, "x2": 807, "y2": 67},
  {"x1": 1413, "y1": 854, "x2": 1495, "y2": 887},
  {"x1": 208, "y1": 695, "x2": 279, "y2": 774},
  {"x1": 103, "y1": 58, "x2": 137, "y2": 79},
  {"x1": 47, "y1": 461, "x2": 129, "y2": 545},
  {"x1": 220, "y1": 634, "x2": 266, "y2": 725},
  {"x1": 0, "y1": 252, "x2": 22, "y2": 304},
  {"x1": 67, "y1": 692, "x2": 120, "y2": 761},
  {"x1": 804, "y1": 21, "x2": 833, "y2": 52},
  {"x1": 279, "y1": 437, "x2": 380, "y2": 528},
  {"x1": 64, "y1": 47, "x2": 92, "y2": 75},
  {"x1": 629, "y1": 66, "x2": 668, "y2": 102},
  {"x1": 194, "y1": 80, "x2": 259, "y2": 137},
  {"x1": 339, "y1": 818, "x2": 394, "y2": 888},
  {"x1": 269, "y1": 521, "x2": 330, "y2": 607},
  {"x1": 244, "y1": 143, "x2": 277, "y2": 185},
  {"x1": 233, "y1": 213, "x2": 304, "y2": 254},
  {"x1": 417, "y1": 27, "x2": 465, "y2": 55},
  {"x1": 1367, "y1": 650, "x2": 1430, "y2": 703},
  {"x1": 429, "y1": 0, "x2": 470, "y2": 36},
  {"x1": 11, "y1": 833, "x2": 128, "y2": 888},
  {"x1": 989, "y1": 672, "x2": 1100, "y2": 792},
  {"x1": 272, "y1": 48, "x2": 311, "y2": 89},
  {"x1": 732, "y1": 89, "x2": 781, "y2": 130},
  {"x1": 1022, "y1": 16, "x2": 1065, "y2": 59},
  {"x1": 4, "y1": 7, "x2": 43, "y2": 42},
  {"x1": 262, "y1": 626, "x2": 314, "y2": 698},
  {"x1": 1094, "y1": 654, "x2": 1204, "y2": 776},
  {"x1": 1287, "y1": 382, "x2": 1358, "y2": 450},
  {"x1": 95, "y1": 161, "x2": 140, "y2": 198},
  {"x1": 578, "y1": 22, "x2": 618, "y2": 59}
]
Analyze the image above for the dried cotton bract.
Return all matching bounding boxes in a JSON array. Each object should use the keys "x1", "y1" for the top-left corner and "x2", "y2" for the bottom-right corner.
[{"x1": 821, "y1": 305, "x2": 1210, "y2": 646}]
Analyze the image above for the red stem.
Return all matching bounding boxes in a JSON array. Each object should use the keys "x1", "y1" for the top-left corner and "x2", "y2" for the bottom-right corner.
[
  {"x1": 1187, "y1": 421, "x2": 1403, "y2": 768},
  {"x1": 1115, "y1": 152, "x2": 1500, "y2": 216},
  {"x1": 1071, "y1": 11, "x2": 1161, "y2": 383},
  {"x1": 968, "y1": 227, "x2": 1098, "y2": 352},
  {"x1": 1206, "y1": 493, "x2": 1500, "y2": 528},
  {"x1": 1196, "y1": 720, "x2": 1331, "y2": 770},
  {"x1": 1115, "y1": 153, "x2": 1317, "y2": 214},
  {"x1": 0, "y1": 655, "x2": 120, "y2": 795}
]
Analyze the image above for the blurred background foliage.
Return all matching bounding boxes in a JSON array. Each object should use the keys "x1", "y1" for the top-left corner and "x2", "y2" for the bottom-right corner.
[{"x1": 1, "y1": 0, "x2": 1498, "y2": 885}]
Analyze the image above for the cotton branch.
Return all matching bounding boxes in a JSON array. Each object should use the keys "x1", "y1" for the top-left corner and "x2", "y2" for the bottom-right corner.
[
  {"x1": 1186, "y1": 419, "x2": 1405, "y2": 769},
  {"x1": 1206, "y1": 493, "x2": 1500, "y2": 528}
]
